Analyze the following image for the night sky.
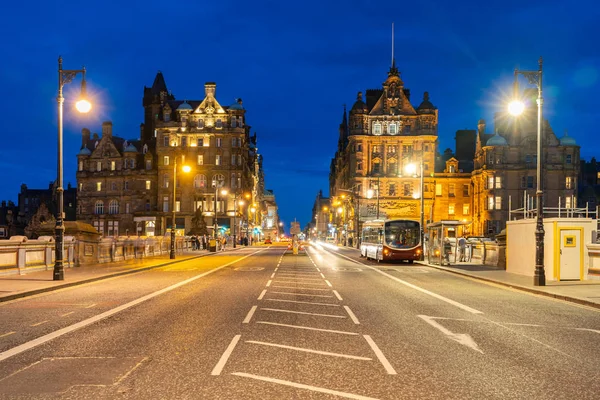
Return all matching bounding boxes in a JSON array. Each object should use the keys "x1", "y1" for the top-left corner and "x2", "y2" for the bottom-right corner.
[{"x1": 1, "y1": 1, "x2": 598, "y2": 231}]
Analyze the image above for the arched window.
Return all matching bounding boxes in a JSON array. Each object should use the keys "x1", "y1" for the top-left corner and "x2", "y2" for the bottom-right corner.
[
  {"x1": 95, "y1": 201, "x2": 104, "y2": 215},
  {"x1": 194, "y1": 174, "x2": 206, "y2": 189},
  {"x1": 212, "y1": 174, "x2": 225, "y2": 187},
  {"x1": 109, "y1": 200, "x2": 119, "y2": 214}
]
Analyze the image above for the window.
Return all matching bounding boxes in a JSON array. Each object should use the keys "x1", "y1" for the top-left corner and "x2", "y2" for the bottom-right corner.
[
  {"x1": 231, "y1": 173, "x2": 238, "y2": 188},
  {"x1": 525, "y1": 154, "x2": 532, "y2": 163},
  {"x1": 495, "y1": 196, "x2": 502, "y2": 210},
  {"x1": 527, "y1": 176, "x2": 534, "y2": 188},
  {"x1": 181, "y1": 136, "x2": 187, "y2": 147},
  {"x1": 107, "y1": 221, "x2": 118, "y2": 237},
  {"x1": 495, "y1": 176, "x2": 502, "y2": 189},
  {"x1": 194, "y1": 174, "x2": 206, "y2": 189},
  {"x1": 566, "y1": 176, "x2": 573, "y2": 189},
  {"x1": 96, "y1": 182, "x2": 102, "y2": 192},
  {"x1": 164, "y1": 136, "x2": 169, "y2": 147},
  {"x1": 372, "y1": 161, "x2": 380, "y2": 174},
  {"x1": 231, "y1": 118, "x2": 237, "y2": 128},
  {"x1": 448, "y1": 204, "x2": 455, "y2": 215},
  {"x1": 237, "y1": 155, "x2": 242, "y2": 166},
  {"x1": 389, "y1": 123, "x2": 397, "y2": 134},
  {"x1": 197, "y1": 119, "x2": 204, "y2": 129},
  {"x1": 566, "y1": 154, "x2": 572, "y2": 164},
  {"x1": 216, "y1": 119, "x2": 223, "y2": 128},
  {"x1": 356, "y1": 161, "x2": 363, "y2": 171},
  {"x1": 372, "y1": 145, "x2": 380, "y2": 154},
  {"x1": 111, "y1": 161, "x2": 116, "y2": 171},
  {"x1": 488, "y1": 196, "x2": 494, "y2": 210},
  {"x1": 389, "y1": 184, "x2": 396, "y2": 196},
  {"x1": 463, "y1": 184, "x2": 469, "y2": 197},
  {"x1": 129, "y1": 159, "x2": 135, "y2": 169},
  {"x1": 163, "y1": 196, "x2": 169, "y2": 212},
  {"x1": 197, "y1": 138, "x2": 204, "y2": 147},
  {"x1": 175, "y1": 200, "x2": 181, "y2": 212},
  {"x1": 78, "y1": 161, "x2": 83, "y2": 171},
  {"x1": 373, "y1": 122, "x2": 382, "y2": 135},
  {"x1": 449, "y1": 184, "x2": 455, "y2": 197},
  {"x1": 463, "y1": 204, "x2": 470, "y2": 215},
  {"x1": 146, "y1": 160, "x2": 152, "y2": 170},
  {"x1": 387, "y1": 145, "x2": 397, "y2": 153},
  {"x1": 232, "y1": 137, "x2": 241, "y2": 147},
  {"x1": 216, "y1": 155, "x2": 222, "y2": 166},
  {"x1": 125, "y1": 203, "x2": 130, "y2": 214},
  {"x1": 145, "y1": 200, "x2": 151, "y2": 211},
  {"x1": 145, "y1": 180, "x2": 151, "y2": 190},
  {"x1": 212, "y1": 174, "x2": 225, "y2": 187},
  {"x1": 436, "y1": 184, "x2": 442, "y2": 196},
  {"x1": 488, "y1": 176, "x2": 494, "y2": 189},
  {"x1": 216, "y1": 138, "x2": 222, "y2": 147},
  {"x1": 164, "y1": 113, "x2": 170, "y2": 122},
  {"x1": 97, "y1": 161, "x2": 102, "y2": 172},
  {"x1": 109, "y1": 200, "x2": 119, "y2": 214},
  {"x1": 356, "y1": 143, "x2": 363, "y2": 152},
  {"x1": 403, "y1": 183, "x2": 412, "y2": 197},
  {"x1": 231, "y1": 154, "x2": 237, "y2": 165},
  {"x1": 194, "y1": 201, "x2": 203, "y2": 211},
  {"x1": 164, "y1": 156, "x2": 170, "y2": 166},
  {"x1": 111, "y1": 182, "x2": 117, "y2": 191},
  {"x1": 163, "y1": 174, "x2": 169, "y2": 188},
  {"x1": 95, "y1": 201, "x2": 104, "y2": 215},
  {"x1": 78, "y1": 183, "x2": 83, "y2": 192}
]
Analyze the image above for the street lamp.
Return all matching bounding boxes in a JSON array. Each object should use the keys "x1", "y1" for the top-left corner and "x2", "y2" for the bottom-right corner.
[
  {"x1": 213, "y1": 186, "x2": 228, "y2": 239},
  {"x1": 405, "y1": 160, "x2": 425, "y2": 260},
  {"x1": 54, "y1": 56, "x2": 91, "y2": 281},
  {"x1": 508, "y1": 56, "x2": 545, "y2": 286},
  {"x1": 170, "y1": 157, "x2": 191, "y2": 259},
  {"x1": 250, "y1": 205, "x2": 256, "y2": 244},
  {"x1": 367, "y1": 176, "x2": 380, "y2": 219}
]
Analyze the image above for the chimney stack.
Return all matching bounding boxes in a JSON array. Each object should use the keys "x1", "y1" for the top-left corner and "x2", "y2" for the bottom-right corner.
[
  {"x1": 102, "y1": 121, "x2": 113, "y2": 138},
  {"x1": 81, "y1": 128, "x2": 91, "y2": 147}
]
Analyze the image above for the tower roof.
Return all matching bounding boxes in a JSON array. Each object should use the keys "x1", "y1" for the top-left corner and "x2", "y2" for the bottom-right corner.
[{"x1": 151, "y1": 71, "x2": 168, "y2": 94}]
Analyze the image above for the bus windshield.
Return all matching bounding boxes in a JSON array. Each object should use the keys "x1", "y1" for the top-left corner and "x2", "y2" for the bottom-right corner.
[{"x1": 384, "y1": 220, "x2": 420, "y2": 249}]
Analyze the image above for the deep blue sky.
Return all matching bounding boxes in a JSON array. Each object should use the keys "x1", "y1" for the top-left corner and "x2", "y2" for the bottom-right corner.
[{"x1": 1, "y1": 1, "x2": 598, "y2": 231}]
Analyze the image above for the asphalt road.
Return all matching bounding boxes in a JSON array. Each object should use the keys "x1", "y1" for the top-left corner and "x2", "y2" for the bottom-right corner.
[{"x1": 0, "y1": 244, "x2": 598, "y2": 399}]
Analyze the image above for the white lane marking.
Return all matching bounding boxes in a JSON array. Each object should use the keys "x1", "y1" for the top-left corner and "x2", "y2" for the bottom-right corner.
[
  {"x1": 325, "y1": 280, "x2": 333, "y2": 287},
  {"x1": 256, "y1": 321, "x2": 358, "y2": 336},
  {"x1": 270, "y1": 291, "x2": 333, "y2": 298},
  {"x1": 0, "y1": 251, "x2": 260, "y2": 363},
  {"x1": 316, "y1": 268, "x2": 321, "y2": 272},
  {"x1": 246, "y1": 340, "x2": 371, "y2": 360},
  {"x1": 504, "y1": 322, "x2": 543, "y2": 327},
  {"x1": 363, "y1": 335, "x2": 397, "y2": 375},
  {"x1": 274, "y1": 267, "x2": 278, "y2": 272},
  {"x1": 61, "y1": 312, "x2": 75, "y2": 317},
  {"x1": 232, "y1": 372, "x2": 380, "y2": 400},
  {"x1": 31, "y1": 321, "x2": 48, "y2": 327},
  {"x1": 320, "y1": 273, "x2": 326, "y2": 279},
  {"x1": 273, "y1": 281, "x2": 327, "y2": 286},
  {"x1": 243, "y1": 306, "x2": 258, "y2": 323},
  {"x1": 272, "y1": 286, "x2": 331, "y2": 291},
  {"x1": 0, "y1": 332, "x2": 16, "y2": 338},
  {"x1": 344, "y1": 306, "x2": 360, "y2": 324},
  {"x1": 418, "y1": 315, "x2": 483, "y2": 354},
  {"x1": 334, "y1": 253, "x2": 483, "y2": 315},
  {"x1": 575, "y1": 328, "x2": 600, "y2": 334},
  {"x1": 265, "y1": 299, "x2": 340, "y2": 307},
  {"x1": 211, "y1": 335, "x2": 242, "y2": 375},
  {"x1": 85, "y1": 303, "x2": 97, "y2": 309},
  {"x1": 271, "y1": 273, "x2": 275, "y2": 279},
  {"x1": 275, "y1": 275, "x2": 323, "y2": 280},
  {"x1": 266, "y1": 280, "x2": 272, "y2": 287},
  {"x1": 257, "y1": 290, "x2": 267, "y2": 300},
  {"x1": 333, "y1": 290, "x2": 343, "y2": 301},
  {"x1": 261, "y1": 308, "x2": 346, "y2": 318}
]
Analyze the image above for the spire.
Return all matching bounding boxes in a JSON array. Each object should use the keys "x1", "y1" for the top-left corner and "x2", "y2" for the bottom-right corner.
[
  {"x1": 388, "y1": 22, "x2": 399, "y2": 77},
  {"x1": 151, "y1": 71, "x2": 168, "y2": 94}
]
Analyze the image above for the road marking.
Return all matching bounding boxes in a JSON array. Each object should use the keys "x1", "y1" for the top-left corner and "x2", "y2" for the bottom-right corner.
[
  {"x1": 232, "y1": 372, "x2": 379, "y2": 400},
  {"x1": 271, "y1": 273, "x2": 275, "y2": 278},
  {"x1": 61, "y1": 312, "x2": 75, "y2": 317},
  {"x1": 418, "y1": 315, "x2": 483, "y2": 354},
  {"x1": 274, "y1": 267, "x2": 278, "y2": 272},
  {"x1": 363, "y1": 335, "x2": 397, "y2": 375},
  {"x1": 333, "y1": 253, "x2": 483, "y2": 315},
  {"x1": 276, "y1": 274, "x2": 322, "y2": 278},
  {"x1": 344, "y1": 306, "x2": 360, "y2": 324},
  {"x1": 266, "y1": 280, "x2": 272, "y2": 287},
  {"x1": 261, "y1": 308, "x2": 346, "y2": 318},
  {"x1": 333, "y1": 290, "x2": 343, "y2": 301},
  {"x1": 270, "y1": 291, "x2": 333, "y2": 298},
  {"x1": 325, "y1": 280, "x2": 333, "y2": 287},
  {"x1": 320, "y1": 273, "x2": 326, "y2": 279},
  {"x1": 0, "y1": 332, "x2": 15, "y2": 338},
  {"x1": 31, "y1": 321, "x2": 48, "y2": 327},
  {"x1": 274, "y1": 281, "x2": 327, "y2": 286},
  {"x1": 272, "y1": 286, "x2": 331, "y2": 291},
  {"x1": 316, "y1": 268, "x2": 321, "y2": 272},
  {"x1": 246, "y1": 340, "x2": 371, "y2": 360},
  {"x1": 0, "y1": 252, "x2": 260, "y2": 363},
  {"x1": 265, "y1": 299, "x2": 340, "y2": 307},
  {"x1": 256, "y1": 321, "x2": 358, "y2": 335},
  {"x1": 257, "y1": 290, "x2": 267, "y2": 300},
  {"x1": 243, "y1": 306, "x2": 258, "y2": 323},
  {"x1": 575, "y1": 328, "x2": 600, "y2": 334},
  {"x1": 85, "y1": 303, "x2": 97, "y2": 309},
  {"x1": 211, "y1": 335, "x2": 241, "y2": 375}
]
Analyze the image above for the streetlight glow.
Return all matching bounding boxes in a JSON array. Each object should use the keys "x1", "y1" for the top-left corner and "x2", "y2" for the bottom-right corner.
[
  {"x1": 75, "y1": 99, "x2": 92, "y2": 113},
  {"x1": 182, "y1": 165, "x2": 191, "y2": 173},
  {"x1": 405, "y1": 163, "x2": 417, "y2": 176},
  {"x1": 508, "y1": 100, "x2": 525, "y2": 116}
]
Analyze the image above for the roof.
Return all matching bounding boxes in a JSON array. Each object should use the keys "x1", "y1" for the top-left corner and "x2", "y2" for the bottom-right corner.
[
  {"x1": 486, "y1": 133, "x2": 508, "y2": 146},
  {"x1": 560, "y1": 131, "x2": 577, "y2": 146}
]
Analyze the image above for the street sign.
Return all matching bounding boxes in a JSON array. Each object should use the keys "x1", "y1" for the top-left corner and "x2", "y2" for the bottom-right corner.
[{"x1": 290, "y1": 222, "x2": 301, "y2": 234}]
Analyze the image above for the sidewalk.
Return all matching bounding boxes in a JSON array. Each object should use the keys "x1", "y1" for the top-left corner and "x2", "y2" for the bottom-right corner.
[
  {"x1": 0, "y1": 248, "x2": 234, "y2": 303},
  {"x1": 418, "y1": 260, "x2": 600, "y2": 309}
]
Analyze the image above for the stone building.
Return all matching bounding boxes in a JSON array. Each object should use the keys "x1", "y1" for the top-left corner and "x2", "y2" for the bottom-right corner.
[{"x1": 77, "y1": 73, "x2": 266, "y2": 239}]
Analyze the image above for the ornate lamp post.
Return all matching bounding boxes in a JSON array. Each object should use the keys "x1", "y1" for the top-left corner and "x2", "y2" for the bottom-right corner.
[
  {"x1": 508, "y1": 56, "x2": 545, "y2": 286},
  {"x1": 170, "y1": 157, "x2": 190, "y2": 259},
  {"x1": 54, "y1": 56, "x2": 91, "y2": 281}
]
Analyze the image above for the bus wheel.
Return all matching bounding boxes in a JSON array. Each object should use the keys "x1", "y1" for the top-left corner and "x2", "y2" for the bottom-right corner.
[{"x1": 407, "y1": 260, "x2": 414, "y2": 264}]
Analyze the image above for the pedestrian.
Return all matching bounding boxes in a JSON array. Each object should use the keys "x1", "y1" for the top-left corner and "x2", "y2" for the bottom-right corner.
[
  {"x1": 221, "y1": 236, "x2": 227, "y2": 251},
  {"x1": 458, "y1": 235, "x2": 467, "y2": 262}
]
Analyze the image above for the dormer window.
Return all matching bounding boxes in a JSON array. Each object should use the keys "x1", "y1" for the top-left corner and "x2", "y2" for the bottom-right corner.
[
  {"x1": 216, "y1": 119, "x2": 223, "y2": 129},
  {"x1": 388, "y1": 123, "x2": 397, "y2": 134},
  {"x1": 164, "y1": 113, "x2": 170, "y2": 122},
  {"x1": 198, "y1": 119, "x2": 204, "y2": 129},
  {"x1": 373, "y1": 122, "x2": 382, "y2": 135},
  {"x1": 97, "y1": 161, "x2": 102, "y2": 172}
]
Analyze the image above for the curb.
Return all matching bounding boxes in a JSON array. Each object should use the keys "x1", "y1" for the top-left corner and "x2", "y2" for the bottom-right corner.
[{"x1": 417, "y1": 261, "x2": 600, "y2": 310}]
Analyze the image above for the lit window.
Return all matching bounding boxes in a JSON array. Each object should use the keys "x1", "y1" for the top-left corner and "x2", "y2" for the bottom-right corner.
[
  {"x1": 449, "y1": 184, "x2": 455, "y2": 196},
  {"x1": 565, "y1": 176, "x2": 573, "y2": 189},
  {"x1": 111, "y1": 161, "x2": 116, "y2": 171},
  {"x1": 436, "y1": 184, "x2": 442, "y2": 196},
  {"x1": 97, "y1": 161, "x2": 102, "y2": 172},
  {"x1": 463, "y1": 204, "x2": 470, "y2": 215},
  {"x1": 495, "y1": 176, "x2": 502, "y2": 189},
  {"x1": 146, "y1": 180, "x2": 151, "y2": 190},
  {"x1": 488, "y1": 176, "x2": 494, "y2": 189},
  {"x1": 373, "y1": 122, "x2": 382, "y2": 135},
  {"x1": 78, "y1": 161, "x2": 83, "y2": 171},
  {"x1": 448, "y1": 204, "x2": 455, "y2": 215},
  {"x1": 96, "y1": 182, "x2": 102, "y2": 192},
  {"x1": 78, "y1": 183, "x2": 83, "y2": 192},
  {"x1": 216, "y1": 138, "x2": 222, "y2": 147},
  {"x1": 182, "y1": 136, "x2": 188, "y2": 147},
  {"x1": 198, "y1": 119, "x2": 204, "y2": 129},
  {"x1": 388, "y1": 123, "x2": 397, "y2": 134},
  {"x1": 175, "y1": 201, "x2": 181, "y2": 212},
  {"x1": 463, "y1": 184, "x2": 469, "y2": 196},
  {"x1": 488, "y1": 196, "x2": 494, "y2": 210},
  {"x1": 164, "y1": 156, "x2": 170, "y2": 166},
  {"x1": 194, "y1": 174, "x2": 206, "y2": 189},
  {"x1": 197, "y1": 155, "x2": 204, "y2": 165},
  {"x1": 216, "y1": 155, "x2": 222, "y2": 166},
  {"x1": 495, "y1": 196, "x2": 502, "y2": 209},
  {"x1": 125, "y1": 203, "x2": 130, "y2": 214}
]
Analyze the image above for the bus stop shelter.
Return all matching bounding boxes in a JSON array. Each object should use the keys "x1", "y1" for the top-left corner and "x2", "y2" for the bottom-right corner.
[{"x1": 426, "y1": 220, "x2": 471, "y2": 265}]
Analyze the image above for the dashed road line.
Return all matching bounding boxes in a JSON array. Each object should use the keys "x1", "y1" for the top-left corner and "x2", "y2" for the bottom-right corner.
[
  {"x1": 264, "y1": 299, "x2": 340, "y2": 307},
  {"x1": 272, "y1": 286, "x2": 331, "y2": 291},
  {"x1": 333, "y1": 290, "x2": 343, "y2": 301},
  {"x1": 231, "y1": 372, "x2": 380, "y2": 400},
  {"x1": 270, "y1": 291, "x2": 333, "y2": 298},
  {"x1": 273, "y1": 281, "x2": 327, "y2": 286},
  {"x1": 325, "y1": 280, "x2": 333, "y2": 287},
  {"x1": 60, "y1": 311, "x2": 75, "y2": 317},
  {"x1": 256, "y1": 321, "x2": 359, "y2": 335},
  {"x1": 258, "y1": 289, "x2": 267, "y2": 300},
  {"x1": 243, "y1": 306, "x2": 258, "y2": 323},
  {"x1": 364, "y1": 335, "x2": 397, "y2": 375},
  {"x1": 30, "y1": 321, "x2": 48, "y2": 327},
  {"x1": 246, "y1": 340, "x2": 371, "y2": 360},
  {"x1": 85, "y1": 303, "x2": 97, "y2": 309},
  {"x1": 320, "y1": 273, "x2": 326, "y2": 279},
  {"x1": 344, "y1": 306, "x2": 360, "y2": 324},
  {"x1": 260, "y1": 308, "x2": 346, "y2": 318},
  {"x1": 0, "y1": 332, "x2": 15, "y2": 338},
  {"x1": 271, "y1": 273, "x2": 275, "y2": 278},
  {"x1": 211, "y1": 335, "x2": 242, "y2": 375},
  {"x1": 266, "y1": 280, "x2": 272, "y2": 287}
]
